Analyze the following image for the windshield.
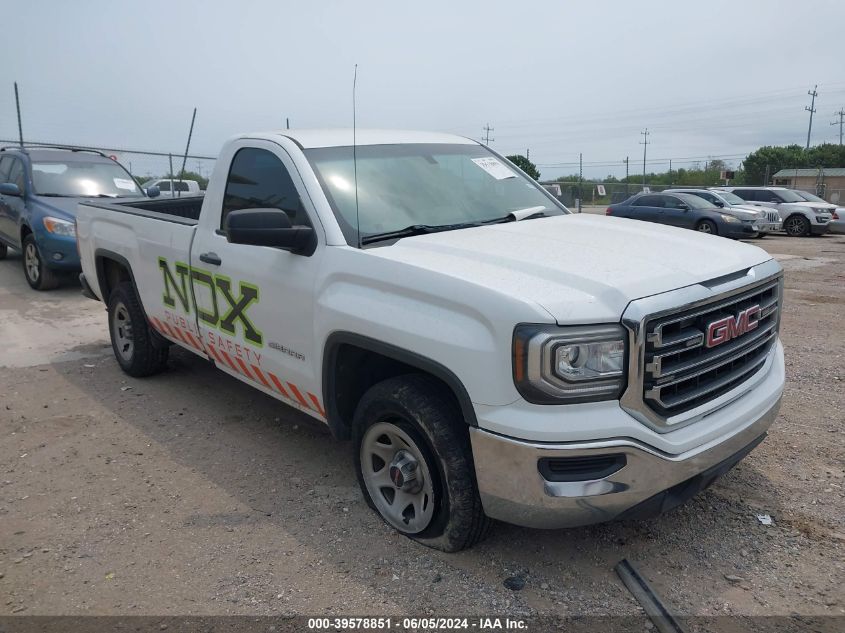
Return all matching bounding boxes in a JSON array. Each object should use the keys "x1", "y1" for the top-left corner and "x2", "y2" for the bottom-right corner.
[
  {"x1": 714, "y1": 191, "x2": 746, "y2": 205},
  {"x1": 32, "y1": 160, "x2": 143, "y2": 197},
  {"x1": 774, "y1": 189, "x2": 805, "y2": 203},
  {"x1": 794, "y1": 190, "x2": 826, "y2": 203},
  {"x1": 304, "y1": 143, "x2": 566, "y2": 246}
]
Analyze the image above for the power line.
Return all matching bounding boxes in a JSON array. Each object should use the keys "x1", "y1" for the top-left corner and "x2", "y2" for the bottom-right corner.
[
  {"x1": 482, "y1": 123, "x2": 494, "y2": 145},
  {"x1": 832, "y1": 108, "x2": 845, "y2": 146},
  {"x1": 806, "y1": 85, "x2": 818, "y2": 149}
]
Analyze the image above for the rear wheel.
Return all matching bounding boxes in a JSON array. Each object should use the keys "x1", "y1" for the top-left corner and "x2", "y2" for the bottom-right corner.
[
  {"x1": 353, "y1": 375, "x2": 492, "y2": 552},
  {"x1": 107, "y1": 282, "x2": 169, "y2": 377},
  {"x1": 22, "y1": 234, "x2": 59, "y2": 290},
  {"x1": 784, "y1": 214, "x2": 810, "y2": 237},
  {"x1": 0, "y1": 243, "x2": 7, "y2": 259},
  {"x1": 695, "y1": 219, "x2": 717, "y2": 235}
]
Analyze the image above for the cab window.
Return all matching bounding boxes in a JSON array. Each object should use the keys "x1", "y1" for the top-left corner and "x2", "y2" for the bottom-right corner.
[{"x1": 221, "y1": 147, "x2": 308, "y2": 230}]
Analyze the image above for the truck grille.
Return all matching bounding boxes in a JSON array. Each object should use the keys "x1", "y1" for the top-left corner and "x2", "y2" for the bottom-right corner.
[{"x1": 642, "y1": 279, "x2": 781, "y2": 418}]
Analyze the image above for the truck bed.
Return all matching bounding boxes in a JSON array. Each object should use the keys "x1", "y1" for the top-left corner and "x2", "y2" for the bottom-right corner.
[{"x1": 82, "y1": 196, "x2": 204, "y2": 224}]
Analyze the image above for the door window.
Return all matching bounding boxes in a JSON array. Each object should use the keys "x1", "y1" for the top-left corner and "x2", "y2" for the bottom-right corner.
[
  {"x1": 633, "y1": 195, "x2": 664, "y2": 207},
  {"x1": 663, "y1": 196, "x2": 688, "y2": 209},
  {"x1": 0, "y1": 156, "x2": 12, "y2": 182},
  {"x1": 221, "y1": 148, "x2": 308, "y2": 230},
  {"x1": 7, "y1": 159, "x2": 25, "y2": 192}
]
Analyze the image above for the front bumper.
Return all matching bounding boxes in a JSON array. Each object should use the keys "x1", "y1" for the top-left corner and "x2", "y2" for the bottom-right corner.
[
  {"x1": 36, "y1": 231, "x2": 80, "y2": 270},
  {"x1": 470, "y1": 345, "x2": 784, "y2": 529},
  {"x1": 829, "y1": 219, "x2": 845, "y2": 234},
  {"x1": 810, "y1": 222, "x2": 830, "y2": 235}
]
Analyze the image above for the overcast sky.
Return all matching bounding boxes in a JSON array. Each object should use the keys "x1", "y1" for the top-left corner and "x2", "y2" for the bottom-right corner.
[{"x1": 2, "y1": 0, "x2": 844, "y2": 179}]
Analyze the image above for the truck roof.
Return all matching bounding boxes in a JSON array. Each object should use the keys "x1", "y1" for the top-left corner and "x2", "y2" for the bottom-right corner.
[{"x1": 253, "y1": 129, "x2": 478, "y2": 149}]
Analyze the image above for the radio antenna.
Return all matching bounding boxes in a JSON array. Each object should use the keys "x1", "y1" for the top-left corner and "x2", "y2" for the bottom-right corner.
[{"x1": 353, "y1": 64, "x2": 361, "y2": 249}]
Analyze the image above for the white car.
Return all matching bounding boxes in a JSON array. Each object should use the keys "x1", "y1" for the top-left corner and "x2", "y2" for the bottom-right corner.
[
  {"x1": 144, "y1": 178, "x2": 203, "y2": 198},
  {"x1": 792, "y1": 190, "x2": 844, "y2": 233},
  {"x1": 75, "y1": 129, "x2": 785, "y2": 551},
  {"x1": 721, "y1": 186, "x2": 832, "y2": 237}
]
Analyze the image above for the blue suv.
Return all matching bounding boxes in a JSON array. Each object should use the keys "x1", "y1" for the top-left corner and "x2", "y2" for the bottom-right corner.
[{"x1": 0, "y1": 147, "x2": 146, "y2": 290}]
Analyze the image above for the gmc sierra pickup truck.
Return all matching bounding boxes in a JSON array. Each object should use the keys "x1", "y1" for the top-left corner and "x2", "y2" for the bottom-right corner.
[{"x1": 76, "y1": 130, "x2": 785, "y2": 552}]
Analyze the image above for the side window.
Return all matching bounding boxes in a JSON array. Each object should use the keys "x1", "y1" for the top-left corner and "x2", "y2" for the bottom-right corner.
[
  {"x1": 221, "y1": 147, "x2": 307, "y2": 230},
  {"x1": 663, "y1": 196, "x2": 686, "y2": 209},
  {"x1": 734, "y1": 189, "x2": 753, "y2": 201},
  {"x1": 0, "y1": 156, "x2": 11, "y2": 182},
  {"x1": 634, "y1": 195, "x2": 663, "y2": 207},
  {"x1": 7, "y1": 159, "x2": 25, "y2": 192},
  {"x1": 768, "y1": 191, "x2": 784, "y2": 203},
  {"x1": 158, "y1": 181, "x2": 171, "y2": 192},
  {"x1": 697, "y1": 192, "x2": 716, "y2": 203}
]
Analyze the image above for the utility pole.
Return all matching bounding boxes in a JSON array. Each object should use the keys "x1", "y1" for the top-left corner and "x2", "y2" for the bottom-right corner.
[
  {"x1": 832, "y1": 108, "x2": 845, "y2": 146},
  {"x1": 526, "y1": 148, "x2": 530, "y2": 160},
  {"x1": 805, "y1": 85, "x2": 818, "y2": 149},
  {"x1": 14, "y1": 82, "x2": 24, "y2": 146},
  {"x1": 482, "y1": 123, "x2": 494, "y2": 145},
  {"x1": 286, "y1": 117, "x2": 290, "y2": 130},
  {"x1": 624, "y1": 156, "x2": 629, "y2": 197},
  {"x1": 578, "y1": 153, "x2": 583, "y2": 213},
  {"x1": 669, "y1": 159, "x2": 673, "y2": 185},
  {"x1": 640, "y1": 128, "x2": 650, "y2": 189}
]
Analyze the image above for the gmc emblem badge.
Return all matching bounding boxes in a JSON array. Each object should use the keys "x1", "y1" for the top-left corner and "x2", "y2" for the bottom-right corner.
[{"x1": 705, "y1": 305, "x2": 761, "y2": 348}]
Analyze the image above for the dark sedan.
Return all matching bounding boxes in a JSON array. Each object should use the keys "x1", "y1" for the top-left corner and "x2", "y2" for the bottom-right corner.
[{"x1": 605, "y1": 192, "x2": 758, "y2": 239}]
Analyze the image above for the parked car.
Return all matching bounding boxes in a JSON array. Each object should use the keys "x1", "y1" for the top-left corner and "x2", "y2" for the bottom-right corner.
[
  {"x1": 76, "y1": 129, "x2": 784, "y2": 551},
  {"x1": 605, "y1": 191, "x2": 761, "y2": 238},
  {"x1": 790, "y1": 190, "x2": 845, "y2": 234},
  {"x1": 143, "y1": 178, "x2": 203, "y2": 198},
  {"x1": 0, "y1": 146, "x2": 145, "y2": 289},
  {"x1": 720, "y1": 186, "x2": 832, "y2": 237},
  {"x1": 666, "y1": 188, "x2": 781, "y2": 235}
]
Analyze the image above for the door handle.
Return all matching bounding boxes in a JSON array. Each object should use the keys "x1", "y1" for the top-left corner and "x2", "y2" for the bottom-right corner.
[{"x1": 199, "y1": 252, "x2": 222, "y2": 266}]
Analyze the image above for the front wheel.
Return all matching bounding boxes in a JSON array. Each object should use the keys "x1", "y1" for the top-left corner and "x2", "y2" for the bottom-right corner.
[
  {"x1": 695, "y1": 219, "x2": 718, "y2": 235},
  {"x1": 22, "y1": 234, "x2": 59, "y2": 290},
  {"x1": 784, "y1": 214, "x2": 810, "y2": 237},
  {"x1": 107, "y1": 282, "x2": 169, "y2": 377},
  {"x1": 353, "y1": 375, "x2": 492, "y2": 552}
]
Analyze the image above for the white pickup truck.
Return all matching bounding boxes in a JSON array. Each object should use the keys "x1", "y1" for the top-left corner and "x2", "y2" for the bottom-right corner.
[{"x1": 76, "y1": 130, "x2": 785, "y2": 551}]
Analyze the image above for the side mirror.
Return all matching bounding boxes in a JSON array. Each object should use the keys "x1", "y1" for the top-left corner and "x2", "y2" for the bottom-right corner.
[
  {"x1": 678, "y1": 204, "x2": 689, "y2": 211},
  {"x1": 146, "y1": 185, "x2": 161, "y2": 198},
  {"x1": 225, "y1": 208, "x2": 315, "y2": 255},
  {"x1": 0, "y1": 183, "x2": 21, "y2": 197},
  {"x1": 713, "y1": 200, "x2": 725, "y2": 208}
]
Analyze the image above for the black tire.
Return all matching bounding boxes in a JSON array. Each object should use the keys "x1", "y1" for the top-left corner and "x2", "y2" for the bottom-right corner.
[
  {"x1": 353, "y1": 374, "x2": 492, "y2": 552},
  {"x1": 783, "y1": 214, "x2": 810, "y2": 237},
  {"x1": 22, "y1": 233, "x2": 59, "y2": 290},
  {"x1": 0, "y1": 243, "x2": 7, "y2": 260},
  {"x1": 107, "y1": 282, "x2": 169, "y2": 377},
  {"x1": 695, "y1": 219, "x2": 718, "y2": 235}
]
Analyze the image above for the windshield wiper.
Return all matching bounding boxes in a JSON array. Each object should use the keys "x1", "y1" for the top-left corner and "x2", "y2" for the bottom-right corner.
[
  {"x1": 37, "y1": 193, "x2": 76, "y2": 197},
  {"x1": 362, "y1": 222, "x2": 491, "y2": 245}
]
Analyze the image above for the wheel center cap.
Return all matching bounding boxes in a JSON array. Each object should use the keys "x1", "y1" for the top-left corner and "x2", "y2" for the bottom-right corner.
[{"x1": 388, "y1": 450, "x2": 422, "y2": 494}]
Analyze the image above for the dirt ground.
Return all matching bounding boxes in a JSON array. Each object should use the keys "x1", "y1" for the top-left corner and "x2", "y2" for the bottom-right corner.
[{"x1": 0, "y1": 232, "x2": 843, "y2": 624}]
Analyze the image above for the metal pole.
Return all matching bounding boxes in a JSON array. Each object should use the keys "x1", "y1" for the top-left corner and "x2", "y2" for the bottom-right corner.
[
  {"x1": 169, "y1": 154, "x2": 175, "y2": 198},
  {"x1": 178, "y1": 108, "x2": 197, "y2": 198},
  {"x1": 624, "y1": 156, "x2": 629, "y2": 197},
  {"x1": 669, "y1": 159, "x2": 672, "y2": 185},
  {"x1": 806, "y1": 85, "x2": 818, "y2": 150},
  {"x1": 286, "y1": 117, "x2": 290, "y2": 130},
  {"x1": 640, "y1": 129, "x2": 650, "y2": 189},
  {"x1": 577, "y1": 153, "x2": 582, "y2": 213},
  {"x1": 14, "y1": 82, "x2": 24, "y2": 146}
]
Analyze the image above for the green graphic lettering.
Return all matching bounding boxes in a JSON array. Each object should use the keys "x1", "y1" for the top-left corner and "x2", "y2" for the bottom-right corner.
[
  {"x1": 159, "y1": 258, "x2": 191, "y2": 313},
  {"x1": 215, "y1": 276, "x2": 263, "y2": 346},
  {"x1": 191, "y1": 268, "x2": 219, "y2": 326}
]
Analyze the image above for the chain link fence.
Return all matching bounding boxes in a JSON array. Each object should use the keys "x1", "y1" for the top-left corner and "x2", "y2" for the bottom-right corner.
[
  {"x1": 0, "y1": 139, "x2": 217, "y2": 188},
  {"x1": 539, "y1": 181, "x2": 716, "y2": 207}
]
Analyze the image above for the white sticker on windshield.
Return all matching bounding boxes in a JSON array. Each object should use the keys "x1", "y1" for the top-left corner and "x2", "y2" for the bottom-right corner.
[
  {"x1": 114, "y1": 178, "x2": 136, "y2": 190},
  {"x1": 471, "y1": 157, "x2": 516, "y2": 180}
]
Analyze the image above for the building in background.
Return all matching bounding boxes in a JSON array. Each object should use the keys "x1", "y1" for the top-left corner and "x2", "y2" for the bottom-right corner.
[{"x1": 772, "y1": 168, "x2": 845, "y2": 204}]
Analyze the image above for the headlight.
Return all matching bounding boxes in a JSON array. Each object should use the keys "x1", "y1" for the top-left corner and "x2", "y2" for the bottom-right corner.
[
  {"x1": 513, "y1": 324, "x2": 627, "y2": 403},
  {"x1": 43, "y1": 216, "x2": 76, "y2": 237},
  {"x1": 720, "y1": 214, "x2": 740, "y2": 223}
]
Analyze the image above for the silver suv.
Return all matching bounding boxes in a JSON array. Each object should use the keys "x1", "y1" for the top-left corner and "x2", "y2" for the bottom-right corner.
[
  {"x1": 668, "y1": 188, "x2": 781, "y2": 236},
  {"x1": 719, "y1": 186, "x2": 832, "y2": 237}
]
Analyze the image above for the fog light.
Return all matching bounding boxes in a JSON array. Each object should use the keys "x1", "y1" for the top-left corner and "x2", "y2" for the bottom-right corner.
[{"x1": 52, "y1": 253, "x2": 64, "y2": 261}]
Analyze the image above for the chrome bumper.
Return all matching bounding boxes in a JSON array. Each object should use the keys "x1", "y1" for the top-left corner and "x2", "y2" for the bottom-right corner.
[{"x1": 470, "y1": 395, "x2": 781, "y2": 529}]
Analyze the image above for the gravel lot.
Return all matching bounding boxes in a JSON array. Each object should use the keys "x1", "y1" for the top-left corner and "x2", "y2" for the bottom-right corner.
[{"x1": 0, "y1": 231, "x2": 843, "y2": 625}]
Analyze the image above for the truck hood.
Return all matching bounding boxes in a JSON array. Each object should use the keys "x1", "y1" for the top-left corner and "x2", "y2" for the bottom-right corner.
[{"x1": 368, "y1": 214, "x2": 772, "y2": 323}]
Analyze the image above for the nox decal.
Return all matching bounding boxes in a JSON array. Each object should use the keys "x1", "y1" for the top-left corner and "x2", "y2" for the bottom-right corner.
[{"x1": 159, "y1": 257, "x2": 264, "y2": 347}]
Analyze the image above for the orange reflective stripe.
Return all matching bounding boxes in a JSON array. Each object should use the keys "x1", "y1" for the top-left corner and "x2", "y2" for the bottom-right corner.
[
  {"x1": 235, "y1": 357, "x2": 254, "y2": 379},
  {"x1": 308, "y1": 393, "x2": 326, "y2": 418},
  {"x1": 251, "y1": 365, "x2": 272, "y2": 389},
  {"x1": 183, "y1": 330, "x2": 204, "y2": 351},
  {"x1": 287, "y1": 382, "x2": 310, "y2": 409},
  {"x1": 267, "y1": 372, "x2": 291, "y2": 399},
  {"x1": 218, "y1": 349, "x2": 240, "y2": 373},
  {"x1": 205, "y1": 344, "x2": 222, "y2": 362}
]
